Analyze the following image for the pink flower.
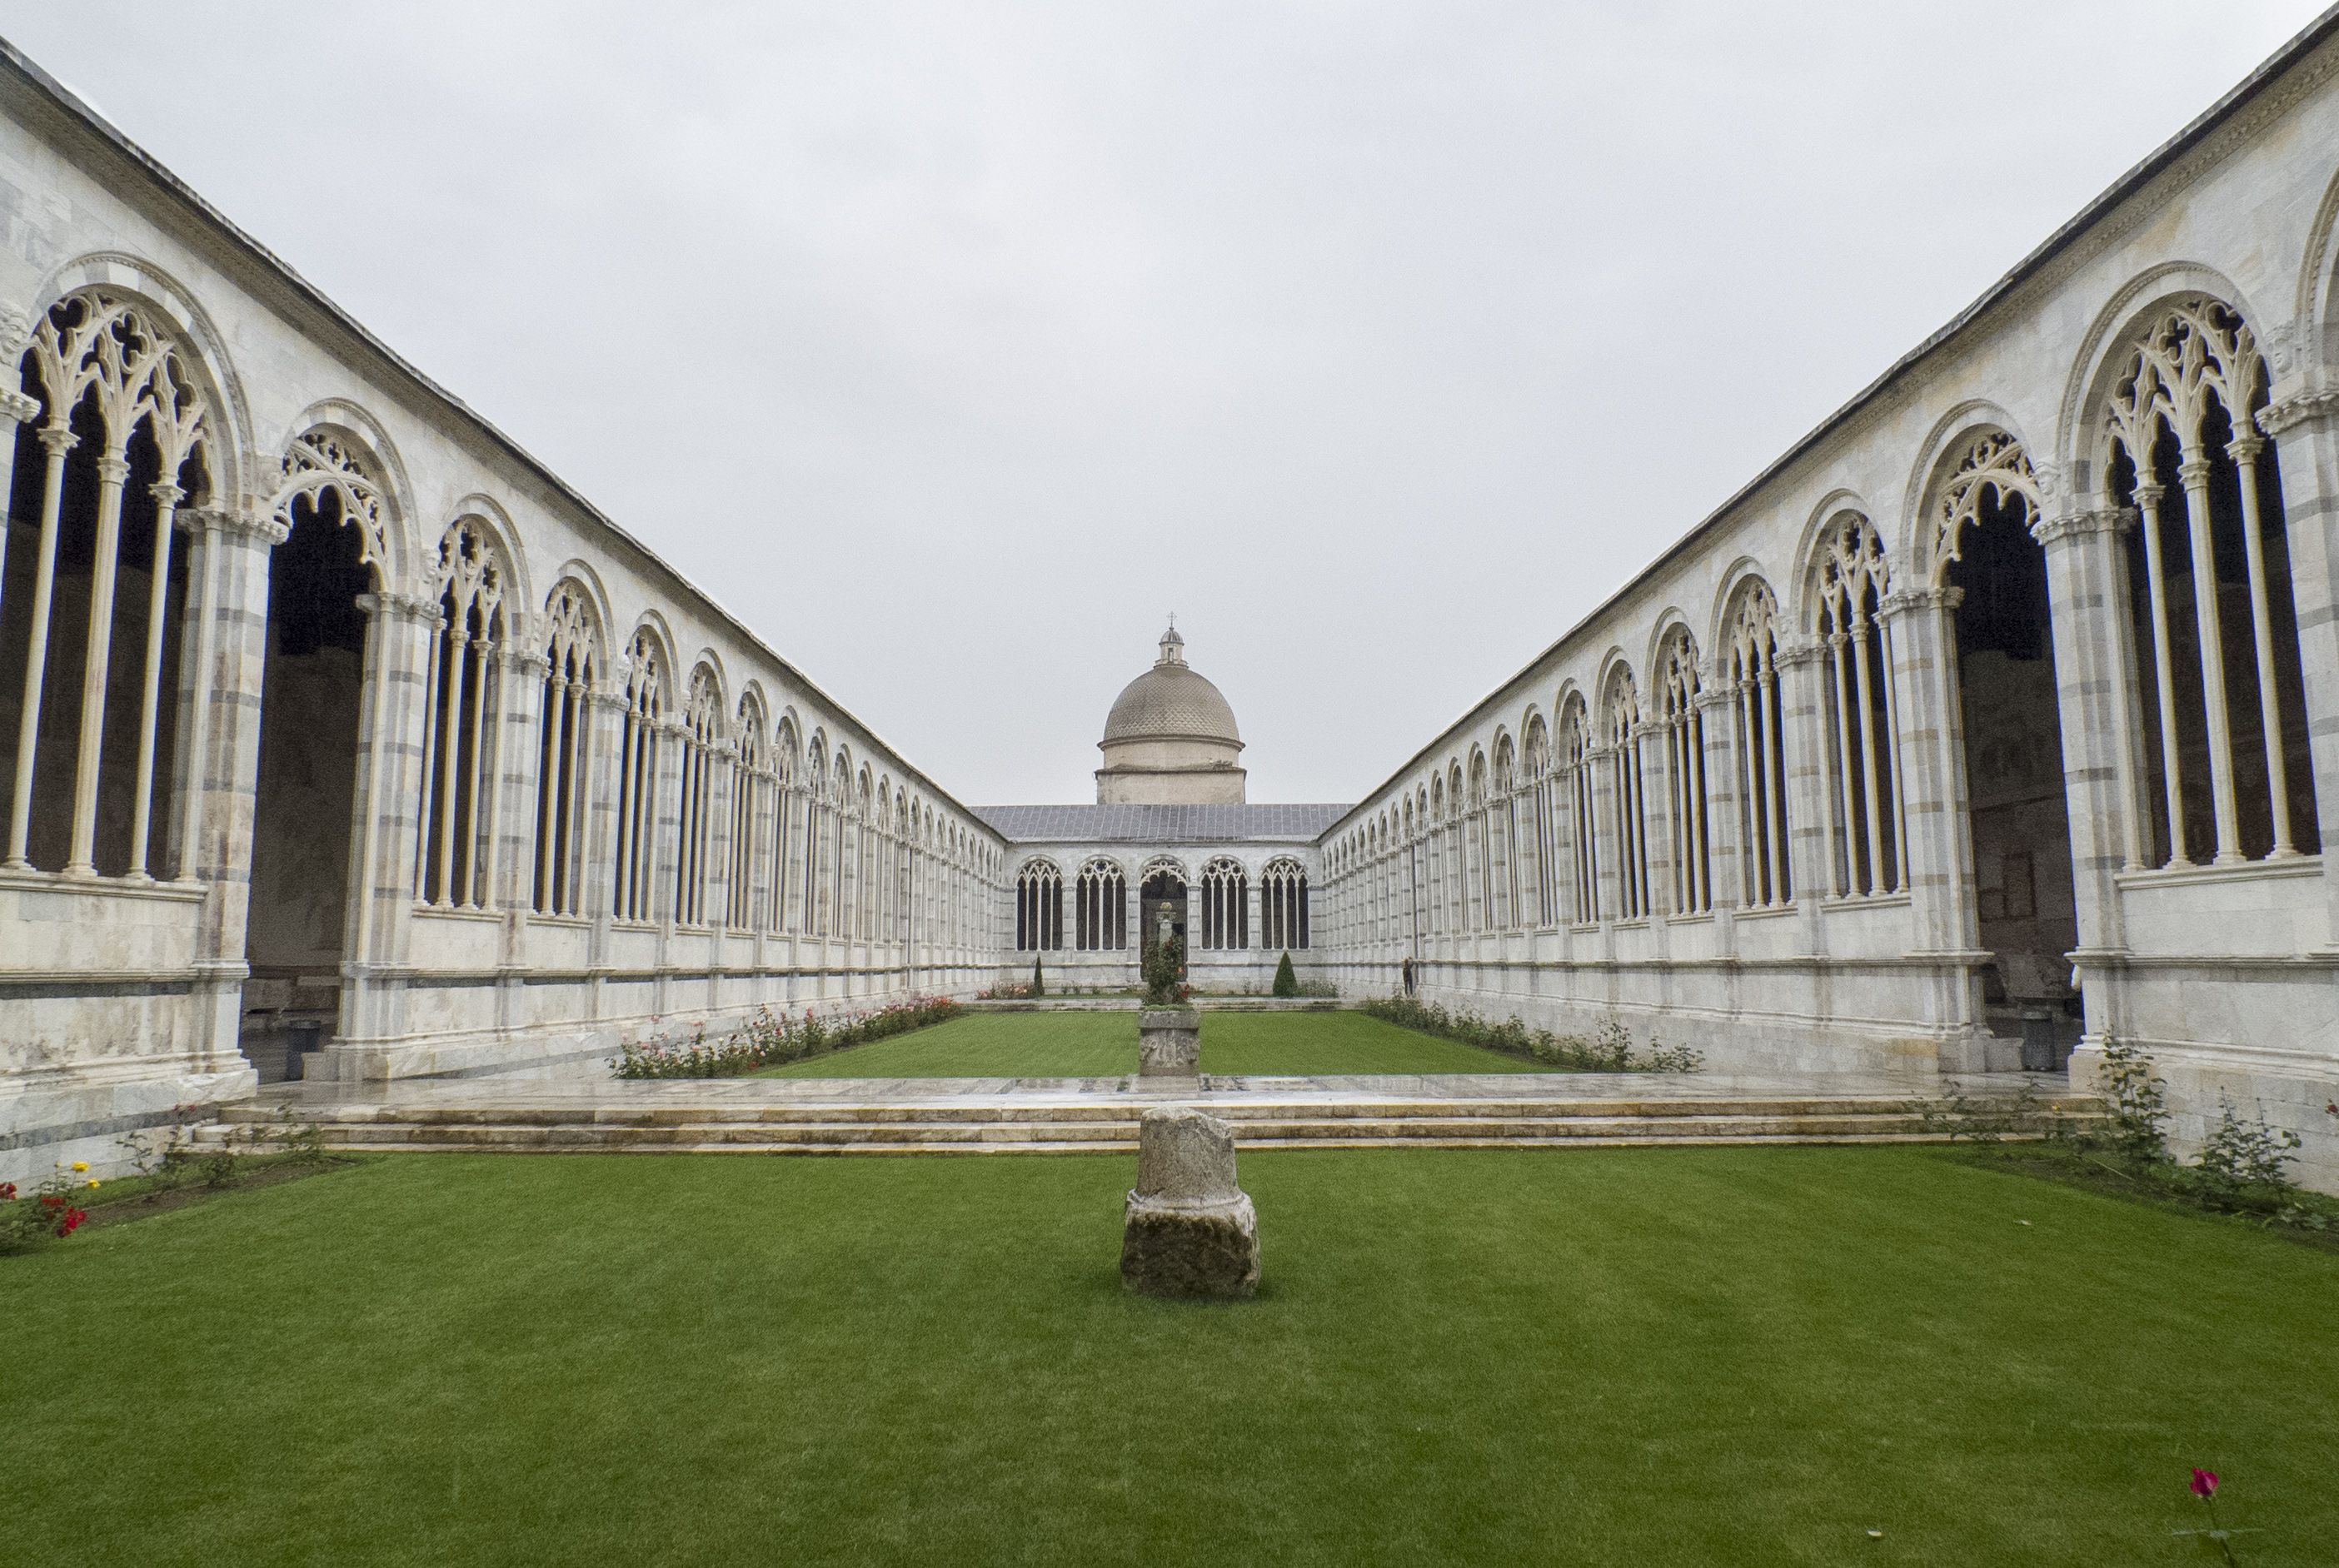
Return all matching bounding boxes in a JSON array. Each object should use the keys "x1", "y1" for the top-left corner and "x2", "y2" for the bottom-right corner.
[{"x1": 2190, "y1": 1468, "x2": 2218, "y2": 1499}]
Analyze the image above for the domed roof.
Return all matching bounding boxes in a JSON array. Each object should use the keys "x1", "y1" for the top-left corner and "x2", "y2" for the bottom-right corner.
[{"x1": 1102, "y1": 625, "x2": 1243, "y2": 748}]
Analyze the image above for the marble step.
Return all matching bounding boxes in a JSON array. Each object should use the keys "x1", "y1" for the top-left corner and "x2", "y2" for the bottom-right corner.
[
  {"x1": 215, "y1": 1094, "x2": 2102, "y2": 1128},
  {"x1": 199, "y1": 1103, "x2": 2101, "y2": 1153}
]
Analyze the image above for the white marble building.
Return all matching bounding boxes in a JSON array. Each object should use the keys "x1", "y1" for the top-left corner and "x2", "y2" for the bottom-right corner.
[
  {"x1": 0, "y1": 42, "x2": 1010, "y2": 1180},
  {"x1": 982, "y1": 626, "x2": 1339, "y2": 993},
  {"x1": 1309, "y1": 12, "x2": 2339, "y2": 1188},
  {"x1": 11, "y1": 15, "x2": 2339, "y2": 1191}
]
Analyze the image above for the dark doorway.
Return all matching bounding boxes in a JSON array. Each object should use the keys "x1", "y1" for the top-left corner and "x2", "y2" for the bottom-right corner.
[
  {"x1": 1139, "y1": 869, "x2": 1188, "y2": 956},
  {"x1": 1950, "y1": 492, "x2": 2082, "y2": 1068},
  {"x1": 241, "y1": 498, "x2": 371, "y2": 1083}
]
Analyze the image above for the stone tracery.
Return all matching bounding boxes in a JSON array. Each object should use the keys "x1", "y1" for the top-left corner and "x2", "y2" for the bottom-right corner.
[
  {"x1": 2103, "y1": 296, "x2": 2317, "y2": 868},
  {"x1": 4, "y1": 291, "x2": 212, "y2": 879},
  {"x1": 1815, "y1": 514, "x2": 1904, "y2": 898}
]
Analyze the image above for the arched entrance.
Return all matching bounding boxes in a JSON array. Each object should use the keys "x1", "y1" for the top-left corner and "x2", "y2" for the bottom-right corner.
[
  {"x1": 1139, "y1": 865, "x2": 1187, "y2": 955},
  {"x1": 241, "y1": 481, "x2": 375, "y2": 1082},
  {"x1": 1939, "y1": 436, "x2": 2080, "y2": 1068}
]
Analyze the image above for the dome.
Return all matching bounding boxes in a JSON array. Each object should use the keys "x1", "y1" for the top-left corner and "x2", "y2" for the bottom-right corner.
[{"x1": 1101, "y1": 626, "x2": 1242, "y2": 747}]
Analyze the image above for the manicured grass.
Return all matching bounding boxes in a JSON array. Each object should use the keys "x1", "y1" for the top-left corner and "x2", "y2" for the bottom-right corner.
[
  {"x1": 3, "y1": 1147, "x2": 2333, "y2": 1566},
  {"x1": 756, "y1": 1007, "x2": 1546, "y2": 1078}
]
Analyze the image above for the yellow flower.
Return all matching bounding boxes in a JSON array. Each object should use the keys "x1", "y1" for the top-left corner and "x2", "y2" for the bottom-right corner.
[
  {"x1": 86, "y1": 1178, "x2": 101, "y2": 1189},
  {"x1": 69, "y1": 1161, "x2": 87, "y2": 1172}
]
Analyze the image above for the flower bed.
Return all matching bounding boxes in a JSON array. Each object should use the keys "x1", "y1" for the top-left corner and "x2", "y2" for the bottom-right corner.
[
  {"x1": 1360, "y1": 997, "x2": 1702, "y2": 1073},
  {"x1": 0, "y1": 1162, "x2": 98, "y2": 1255},
  {"x1": 611, "y1": 998, "x2": 964, "y2": 1080}
]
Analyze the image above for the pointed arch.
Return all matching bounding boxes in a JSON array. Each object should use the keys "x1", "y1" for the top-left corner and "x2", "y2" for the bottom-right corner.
[
  {"x1": 609, "y1": 623, "x2": 668, "y2": 922},
  {"x1": 1015, "y1": 855, "x2": 1064, "y2": 952},
  {"x1": 2090, "y1": 290, "x2": 2316, "y2": 868},
  {"x1": 532, "y1": 576, "x2": 601, "y2": 917},
  {"x1": 1721, "y1": 575, "x2": 1791, "y2": 908},
  {"x1": 5, "y1": 287, "x2": 226, "y2": 874},
  {"x1": 1075, "y1": 854, "x2": 1127, "y2": 951},
  {"x1": 1199, "y1": 854, "x2": 1249, "y2": 950},
  {"x1": 1653, "y1": 623, "x2": 1709, "y2": 914},
  {"x1": 414, "y1": 514, "x2": 514, "y2": 908},
  {"x1": 1602, "y1": 661, "x2": 1650, "y2": 919},
  {"x1": 1260, "y1": 854, "x2": 1310, "y2": 951},
  {"x1": 1813, "y1": 510, "x2": 1906, "y2": 896}
]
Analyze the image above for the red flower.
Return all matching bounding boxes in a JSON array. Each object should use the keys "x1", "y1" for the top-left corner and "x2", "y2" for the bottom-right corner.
[
  {"x1": 39, "y1": 1194, "x2": 62, "y2": 1209},
  {"x1": 0, "y1": 1182, "x2": 14, "y2": 1201},
  {"x1": 57, "y1": 1207, "x2": 86, "y2": 1236},
  {"x1": 2190, "y1": 1468, "x2": 2218, "y2": 1499}
]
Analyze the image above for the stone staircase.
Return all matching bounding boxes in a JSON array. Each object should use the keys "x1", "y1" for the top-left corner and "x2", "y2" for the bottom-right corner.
[{"x1": 205, "y1": 1087, "x2": 2103, "y2": 1157}]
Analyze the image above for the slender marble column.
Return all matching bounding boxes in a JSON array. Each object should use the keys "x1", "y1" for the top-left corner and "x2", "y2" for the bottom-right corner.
[
  {"x1": 4, "y1": 426, "x2": 77, "y2": 869},
  {"x1": 2257, "y1": 391, "x2": 2339, "y2": 939}
]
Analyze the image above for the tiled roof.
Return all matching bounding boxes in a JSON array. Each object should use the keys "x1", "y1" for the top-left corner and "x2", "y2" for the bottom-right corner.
[{"x1": 974, "y1": 803, "x2": 1353, "y2": 844}]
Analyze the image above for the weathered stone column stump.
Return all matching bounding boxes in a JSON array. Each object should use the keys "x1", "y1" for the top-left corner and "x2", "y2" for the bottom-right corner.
[
  {"x1": 1120, "y1": 1107, "x2": 1259, "y2": 1300},
  {"x1": 1136, "y1": 1008, "x2": 1201, "y2": 1079}
]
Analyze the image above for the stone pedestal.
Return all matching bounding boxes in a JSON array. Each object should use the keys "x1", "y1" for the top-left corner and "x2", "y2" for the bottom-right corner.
[
  {"x1": 1120, "y1": 1107, "x2": 1259, "y2": 1299},
  {"x1": 1136, "y1": 1008, "x2": 1200, "y2": 1078}
]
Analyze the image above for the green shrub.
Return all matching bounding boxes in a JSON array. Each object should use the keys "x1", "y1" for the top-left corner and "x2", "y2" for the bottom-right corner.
[
  {"x1": 1141, "y1": 933, "x2": 1187, "y2": 1008},
  {"x1": 1031, "y1": 957, "x2": 1045, "y2": 998},
  {"x1": 1272, "y1": 952, "x2": 1298, "y2": 998},
  {"x1": 2095, "y1": 1037, "x2": 2169, "y2": 1164}
]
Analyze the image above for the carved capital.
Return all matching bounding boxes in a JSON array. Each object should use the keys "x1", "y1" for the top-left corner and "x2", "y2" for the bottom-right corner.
[
  {"x1": 184, "y1": 505, "x2": 287, "y2": 545},
  {"x1": 356, "y1": 590, "x2": 443, "y2": 625},
  {"x1": 2257, "y1": 390, "x2": 2339, "y2": 436},
  {"x1": 1773, "y1": 639, "x2": 1826, "y2": 669},
  {"x1": 1881, "y1": 585, "x2": 1960, "y2": 617},
  {"x1": 0, "y1": 387, "x2": 38, "y2": 426},
  {"x1": 2031, "y1": 505, "x2": 2132, "y2": 545}
]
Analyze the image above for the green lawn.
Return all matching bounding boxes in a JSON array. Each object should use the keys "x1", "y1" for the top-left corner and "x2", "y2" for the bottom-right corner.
[
  {"x1": 756, "y1": 1007, "x2": 1544, "y2": 1078},
  {"x1": 3, "y1": 1147, "x2": 2332, "y2": 1566}
]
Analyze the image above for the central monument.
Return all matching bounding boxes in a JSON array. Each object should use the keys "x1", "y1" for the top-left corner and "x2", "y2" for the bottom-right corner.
[
  {"x1": 1137, "y1": 920, "x2": 1199, "y2": 1079},
  {"x1": 1095, "y1": 622, "x2": 1247, "y2": 805}
]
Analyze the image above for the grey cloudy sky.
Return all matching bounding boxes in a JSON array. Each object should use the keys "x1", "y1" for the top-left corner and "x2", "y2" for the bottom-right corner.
[{"x1": 3, "y1": 2, "x2": 2327, "y2": 806}]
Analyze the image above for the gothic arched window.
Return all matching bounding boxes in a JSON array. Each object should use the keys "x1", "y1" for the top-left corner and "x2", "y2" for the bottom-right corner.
[
  {"x1": 532, "y1": 582, "x2": 598, "y2": 918},
  {"x1": 2106, "y1": 297, "x2": 2318, "y2": 866},
  {"x1": 1559, "y1": 703, "x2": 1597, "y2": 923},
  {"x1": 1075, "y1": 857, "x2": 1125, "y2": 950},
  {"x1": 1200, "y1": 856, "x2": 1249, "y2": 950},
  {"x1": 3, "y1": 291, "x2": 212, "y2": 879},
  {"x1": 610, "y1": 630, "x2": 664, "y2": 922},
  {"x1": 415, "y1": 520, "x2": 510, "y2": 909},
  {"x1": 670, "y1": 665, "x2": 722, "y2": 928},
  {"x1": 1725, "y1": 580, "x2": 1791, "y2": 908},
  {"x1": 1016, "y1": 858, "x2": 1063, "y2": 951},
  {"x1": 1815, "y1": 515, "x2": 1904, "y2": 896},
  {"x1": 1261, "y1": 856, "x2": 1309, "y2": 950},
  {"x1": 728, "y1": 695, "x2": 769, "y2": 930},
  {"x1": 1655, "y1": 635, "x2": 1709, "y2": 915},
  {"x1": 1604, "y1": 669, "x2": 1650, "y2": 920}
]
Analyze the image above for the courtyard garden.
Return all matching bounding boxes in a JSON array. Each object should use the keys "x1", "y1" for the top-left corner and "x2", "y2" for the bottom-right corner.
[
  {"x1": 3, "y1": 1142, "x2": 2333, "y2": 1566},
  {"x1": 754, "y1": 1007, "x2": 1545, "y2": 1078}
]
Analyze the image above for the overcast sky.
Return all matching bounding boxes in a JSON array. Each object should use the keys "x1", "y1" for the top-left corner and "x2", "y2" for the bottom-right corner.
[{"x1": 4, "y1": 2, "x2": 2328, "y2": 806}]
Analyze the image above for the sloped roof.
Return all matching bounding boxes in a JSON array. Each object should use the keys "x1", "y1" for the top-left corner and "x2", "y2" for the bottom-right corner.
[{"x1": 975, "y1": 803, "x2": 1350, "y2": 843}]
